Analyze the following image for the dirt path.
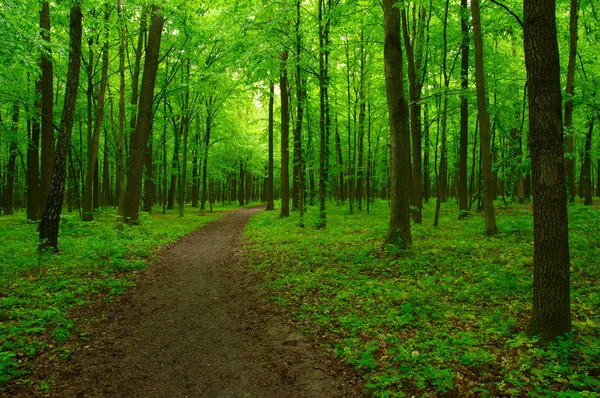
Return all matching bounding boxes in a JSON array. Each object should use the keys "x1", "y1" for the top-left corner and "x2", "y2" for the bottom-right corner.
[{"x1": 22, "y1": 207, "x2": 365, "y2": 397}]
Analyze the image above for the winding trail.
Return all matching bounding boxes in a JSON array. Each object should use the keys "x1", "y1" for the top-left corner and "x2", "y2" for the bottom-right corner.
[{"x1": 35, "y1": 207, "x2": 364, "y2": 397}]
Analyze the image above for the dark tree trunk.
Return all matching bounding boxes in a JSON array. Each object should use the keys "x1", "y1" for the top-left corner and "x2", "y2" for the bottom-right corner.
[
  {"x1": 4, "y1": 103, "x2": 19, "y2": 216},
  {"x1": 266, "y1": 83, "x2": 275, "y2": 210},
  {"x1": 28, "y1": 80, "x2": 42, "y2": 220},
  {"x1": 434, "y1": 0, "x2": 450, "y2": 228},
  {"x1": 581, "y1": 117, "x2": 593, "y2": 205},
  {"x1": 93, "y1": 159, "x2": 99, "y2": 209},
  {"x1": 201, "y1": 98, "x2": 212, "y2": 210},
  {"x1": 458, "y1": 0, "x2": 469, "y2": 218},
  {"x1": 524, "y1": 0, "x2": 571, "y2": 344},
  {"x1": 564, "y1": 0, "x2": 578, "y2": 202},
  {"x1": 123, "y1": 6, "x2": 164, "y2": 224},
  {"x1": 293, "y1": 70, "x2": 305, "y2": 213},
  {"x1": 292, "y1": 3, "x2": 305, "y2": 213},
  {"x1": 423, "y1": 103, "x2": 430, "y2": 202},
  {"x1": 83, "y1": 34, "x2": 109, "y2": 221},
  {"x1": 280, "y1": 52, "x2": 290, "y2": 217},
  {"x1": 179, "y1": 112, "x2": 190, "y2": 218},
  {"x1": 102, "y1": 127, "x2": 111, "y2": 206},
  {"x1": 317, "y1": 0, "x2": 331, "y2": 228},
  {"x1": 39, "y1": 5, "x2": 83, "y2": 250},
  {"x1": 472, "y1": 0, "x2": 498, "y2": 235},
  {"x1": 116, "y1": 0, "x2": 127, "y2": 217},
  {"x1": 40, "y1": 1, "x2": 54, "y2": 216},
  {"x1": 239, "y1": 161, "x2": 245, "y2": 206},
  {"x1": 191, "y1": 127, "x2": 199, "y2": 208},
  {"x1": 383, "y1": 0, "x2": 412, "y2": 249},
  {"x1": 401, "y1": 4, "x2": 426, "y2": 224},
  {"x1": 143, "y1": 138, "x2": 155, "y2": 212}
]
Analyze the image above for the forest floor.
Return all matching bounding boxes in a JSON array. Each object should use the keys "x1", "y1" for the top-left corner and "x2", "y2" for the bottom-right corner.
[{"x1": 6, "y1": 206, "x2": 365, "y2": 397}]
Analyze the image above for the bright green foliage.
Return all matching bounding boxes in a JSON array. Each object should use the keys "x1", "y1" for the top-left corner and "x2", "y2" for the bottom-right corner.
[
  {"x1": 245, "y1": 202, "x2": 600, "y2": 396},
  {"x1": 0, "y1": 206, "x2": 234, "y2": 388}
]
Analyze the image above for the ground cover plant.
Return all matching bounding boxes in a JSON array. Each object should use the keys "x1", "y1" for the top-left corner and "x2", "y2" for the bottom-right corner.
[
  {"x1": 245, "y1": 201, "x2": 600, "y2": 397},
  {"x1": 0, "y1": 205, "x2": 235, "y2": 390}
]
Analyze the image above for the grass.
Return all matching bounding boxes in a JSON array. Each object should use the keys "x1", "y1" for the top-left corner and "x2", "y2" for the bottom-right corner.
[
  {"x1": 0, "y1": 203, "x2": 239, "y2": 391},
  {"x1": 244, "y1": 199, "x2": 600, "y2": 397}
]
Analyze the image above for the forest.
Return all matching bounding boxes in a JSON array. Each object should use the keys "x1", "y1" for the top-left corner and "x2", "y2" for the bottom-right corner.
[{"x1": 0, "y1": 0, "x2": 599, "y2": 396}]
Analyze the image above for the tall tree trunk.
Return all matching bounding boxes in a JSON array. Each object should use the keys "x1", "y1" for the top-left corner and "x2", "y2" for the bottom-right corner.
[
  {"x1": 292, "y1": 1, "x2": 304, "y2": 213},
  {"x1": 458, "y1": 0, "x2": 469, "y2": 218},
  {"x1": 168, "y1": 120, "x2": 181, "y2": 210},
  {"x1": 335, "y1": 114, "x2": 345, "y2": 204},
  {"x1": 123, "y1": 6, "x2": 165, "y2": 224},
  {"x1": 179, "y1": 110, "x2": 190, "y2": 218},
  {"x1": 383, "y1": 0, "x2": 412, "y2": 249},
  {"x1": 83, "y1": 32, "x2": 109, "y2": 221},
  {"x1": 524, "y1": 0, "x2": 571, "y2": 345},
  {"x1": 102, "y1": 127, "x2": 111, "y2": 206},
  {"x1": 191, "y1": 123, "x2": 199, "y2": 208},
  {"x1": 239, "y1": 161, "x2": 245, "y2": 206},
  {"x1": 4, "y1": 103, "x2": 19, "y2": 216},
  {"x1": 356, "y1": 30, "x2": 366, "y2": 212},
  {"x1": 266, "y1": 83, "x2": 275, "y2": 211},
  {"x1": 201, "y1": 98, "x2": 212, "y2": 210},
  {"x1": 39, "y1": 5, "x2": 83, "y2": 250},
  {"x1": 434, "y1": 0, "x2": 450, "y2": 228},
  {"x1": 345, "y1": 36, "x2": 354, "y2": 214},
  {"x1": 293, "y1": 2, "x2": 305, "y2": 216},
  {"x1": 423, "y1": 103, "x2": 430, "y2": 202},
  {"x1": 143, "y1": 137, "x2": 155, "y2": 212},
  {"x1": 581, "y1": 117, "x2": 593, "y2": 205},
  {"x1": 93, "y1": 159, "x2": 99, "y2": 209},
  {"x1": 564, "y1": 0, "x2": 579, "y2": 202},
  {"x1": 471, "y1": 0, "x2": 498, "y2": 235},
  {"x1": 40, "y1": 1, "x2": 54, "y2": 216},
  {"x1": 280, "y1": 52, "x2": 290, "y2": 217},
  {"x1": 402, "y1": 4, "x2": 426, "y2": 224},
  {"x1": 317, "y1": 0, "x2": 330, "y2": 228},
  {"x1": 28, "y1": 79, "x2": 42, "y2": 220},
  {"x1": 116, "y1": 0, "x2": 126, "y2": 217}
]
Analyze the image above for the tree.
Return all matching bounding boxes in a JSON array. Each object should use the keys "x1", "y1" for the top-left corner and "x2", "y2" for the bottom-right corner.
[
  {"x1": 39, "y1": 4, "x2": 83, "y2": 251},
  {"x1": 280, "y1": 50, "x2": 290, "y2": 218},
  {"x1": 471, "y1": 0, "x2": 498, "y2": 236},
  {"x1": 39, "y1": 1, "x2": 54, "y2": 216},
  {"x1": 123, "y1": 6, "x2": 165, "y2": 225},
  {"x1": 524, "y1": 0, "x2": 571, "y2": 344},
  {"x1": 266, "y1": 82, "x2": 275, "y2": 211},
  {"x1": 564, "y1": 0, "x2": 579, "y2": 202},
  {"x1": 383, "y1": 0, "x2": 412, "y2": 250},
  {"x1": 458, "y1": 0, "x2": 469, "y2": 219}
]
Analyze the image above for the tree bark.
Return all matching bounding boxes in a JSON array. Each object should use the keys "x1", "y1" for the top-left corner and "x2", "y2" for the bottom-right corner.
[
  {"x1": 458, "y1": 0, "x2": 469, "y2": 218},
  {"x1": 581, "y1": 117, "x2": 593, "y2": 205},
  {"x1": 471, "y1": 0, "x2": 498, "y2": 235},
  {"x1": 116, "y1": 0, "x2": 127, "y2": 217},
  {"x1": 4, "y1": 103, "x2": 19, "y2": 216},
  {"x1": 28, "y1": 79, "x2": 41, "y2": 220},
  {"x1": 39, "y1": 5, "x2": 83, "y2": 250},
  {"x1": 40, "y1": 1, "x2": 54, "y2": 216},
  {"x1": 402, "y1": 4, "x2": 426, "y2": 224},
  {"x1": 280, "y1": 52, "x2": 290, "y2": 217},
  {"x1": 123, "y1": 6, "x2": 165, "y2": 224},
  {"x1": 266, "y1": 83, "x2": 275, "y2": 210},
  {"x1": 83, "y1": 32, "x2": 109, "y2": 221},
  {"x1": 524, "y1": 0, "x2": 571, "y2": 344},
  {"x1": 383, "y1": 0, "x2": 412, "y2": 249},
  {"x1": 564, "y1": 0, "x2": 579, "y2": 202},
  {"x1": 201, "y1": 98, "x2": 212, "y2": 210}
]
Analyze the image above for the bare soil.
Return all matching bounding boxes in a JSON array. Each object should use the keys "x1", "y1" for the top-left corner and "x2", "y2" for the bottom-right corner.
[{"x1": 10, "y1": 207, "x2": 365, "y2": 397}]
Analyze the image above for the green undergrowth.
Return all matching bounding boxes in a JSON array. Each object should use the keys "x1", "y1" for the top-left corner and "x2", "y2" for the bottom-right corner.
[
  {"x1": 245, "y1": 199, "x2": 600, "y2": 397},
  {"x1": 0, "y1": 204, "x2": 236, "y2": 390}
]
